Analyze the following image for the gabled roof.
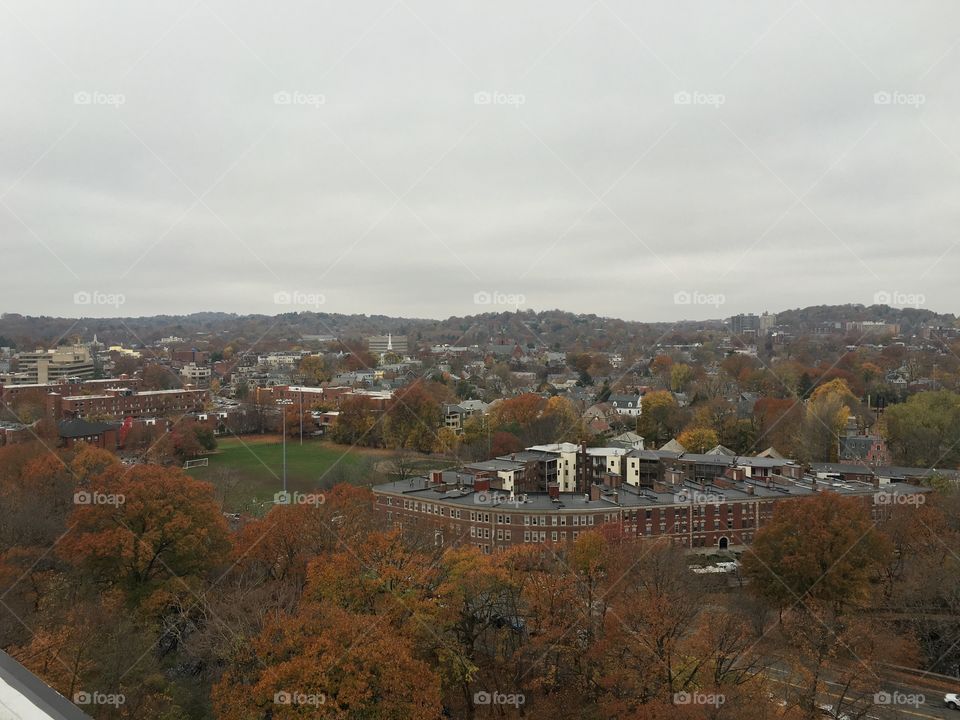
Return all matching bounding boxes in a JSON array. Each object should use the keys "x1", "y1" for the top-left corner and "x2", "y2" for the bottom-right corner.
[
  {"x1": 659, "y1": 438, "x2": 686, "y2": 453},
  {"x1": 705, "y1": 444, "x2": 736, "y2": 456}
]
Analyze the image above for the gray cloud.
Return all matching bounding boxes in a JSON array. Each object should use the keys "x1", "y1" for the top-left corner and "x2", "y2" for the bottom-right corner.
[{"x1": 1, "y1": 0, "x2": 958, "y2": 321}]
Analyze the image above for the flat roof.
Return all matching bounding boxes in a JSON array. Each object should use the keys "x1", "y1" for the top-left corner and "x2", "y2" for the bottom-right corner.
[
  {"x1": 373, "y1": 475, "x2": 929, "y2": 512},
  {"x1": 0, "y1": 650, "x2": 92, "y2": 719}
]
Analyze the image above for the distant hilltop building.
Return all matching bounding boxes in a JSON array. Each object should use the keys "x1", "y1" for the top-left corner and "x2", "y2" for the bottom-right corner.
[
  {"x1": 368, "y1": 333, "x2": 407, "y2": 355},
  {"x1": 846, "y1": 321, "x2": 900, "y2": 337},
  {"x1": 730, "y1": 312, "x2": 776, "y2": 337},
  {"x1": 2, "y1": 345, "x2": 95, "y2": 385}
]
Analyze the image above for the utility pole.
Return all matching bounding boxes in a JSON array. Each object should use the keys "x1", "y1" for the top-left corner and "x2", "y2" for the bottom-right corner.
[{"x1": 282, "y1": 403, "x2": 287, "y2": 493}]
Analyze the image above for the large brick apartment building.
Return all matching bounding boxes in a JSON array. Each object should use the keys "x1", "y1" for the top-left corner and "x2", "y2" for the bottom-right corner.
[
  {"x1": 373, "y1": 445, "x2": 930, "y2": 553},
  {"x1": 48, "y1": 387, "x2": 208, "y2": 419},
  {"x1": 0, "y1": 377, "x2": 140, "y2": 405}
]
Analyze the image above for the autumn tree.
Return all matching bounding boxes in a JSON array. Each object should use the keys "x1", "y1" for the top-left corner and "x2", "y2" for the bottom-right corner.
[
  {"x1": 670, "y1": 363, "x2": 694, "y2": 392},
  {"x1": 382, "y1": 382, "x2": 442, "y2": 452},
  {"x1": 490, "y1": 392, "x2": 546, "y2": 429},
  {"x1": 213, "y1": 605, "x2": 442, "y2": 720},
  {"x1": 141, "y1": 363, "x2": 180, "y2": 390},
  {"x1": 295, "y1": 354, "x2": 329, "y2": 385},
  {"x1": 636, "y1": 391, "x2": 684, "y2": 447},
  {"x1": 677, "y1": 427, "x2": 719, "y2": 453},
  {"x1": 743, "y1": 491, "x2": 891, "y2": 614},
  {"x1": 884, "y1": 390, "x2": 960, "y2": 467},
  {"x1": 330, "y1": 395, "x2": 382, "y2": 447},
  {"x1": 59, "y1": 464, "x2": 231, "y2": 598},
  {"x1": 797, "y1": 378, "x2": 859, "y2": 462}
]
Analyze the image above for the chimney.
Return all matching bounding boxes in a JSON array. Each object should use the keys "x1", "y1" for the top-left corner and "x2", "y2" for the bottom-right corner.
[
  {"x1": 664, "y1": 469, "x2": 683, "y2": 487},
  {"x1": 613, "y1": 490, "x2": 619, "y2": 504},
  {"x1": 548, "y1": 483, "x2": 560, "y2": 500},
  {"x1": 431, "y1": 470, "x2": 444, "y2": 485},
  {"x1": 590, "y1": 484, "x2": 601, "y2": 502},
  {"x1": 474, "y1": 477, "x2": 491, "y2": 492},
  {"x1": 724, "y1": 467, "x2": 745, "y2": 482},
  {"x1": 746, "y1": 484, "x2": 755, "y2": 495}
]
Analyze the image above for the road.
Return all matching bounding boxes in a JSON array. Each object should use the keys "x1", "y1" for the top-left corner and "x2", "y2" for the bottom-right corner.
[{"x1": 762, "y1": 663, "x2": 959, "y2": 719}]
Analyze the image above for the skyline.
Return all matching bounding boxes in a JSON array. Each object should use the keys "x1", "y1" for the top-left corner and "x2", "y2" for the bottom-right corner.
[{"x1": 0, "y1": 299, "x2": 951, "y2": 327}]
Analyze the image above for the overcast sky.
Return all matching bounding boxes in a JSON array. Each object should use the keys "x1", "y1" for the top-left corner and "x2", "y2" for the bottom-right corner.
[{"x1": 1, "y1": 1, "x2": 958, "y2": 322}]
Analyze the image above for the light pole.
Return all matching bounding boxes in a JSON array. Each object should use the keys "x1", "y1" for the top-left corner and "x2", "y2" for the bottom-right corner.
[{"x1": 277, "y1": 399, "x2": 292, "y2": 493}]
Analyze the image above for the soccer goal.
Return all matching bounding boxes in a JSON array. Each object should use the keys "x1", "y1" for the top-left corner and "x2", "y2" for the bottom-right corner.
[{"x1": 183, "y1": 458, "x2": 209, "y2": 469}]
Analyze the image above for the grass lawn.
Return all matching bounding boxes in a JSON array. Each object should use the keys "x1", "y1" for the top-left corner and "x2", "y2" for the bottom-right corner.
[
  {"x1": 187, "y1": 436, "x2": 377, "y2": 514},
  {"x1": 186, "y1": 435, "x2": 455, "y2": 515}
]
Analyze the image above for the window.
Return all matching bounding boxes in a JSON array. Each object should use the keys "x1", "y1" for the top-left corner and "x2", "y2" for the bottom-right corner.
[{"x1": 524, "y1": 531, "x2": 530, "y2": 542}]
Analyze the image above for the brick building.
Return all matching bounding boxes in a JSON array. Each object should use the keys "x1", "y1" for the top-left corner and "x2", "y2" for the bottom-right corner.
[
  {"x1": 48, "y1": 387, "x2": 208, "y2": 420},
  {"x1": 1, "y1": 377, "x2": 140, "y2": 406},
  {"x1": 373, "y1": 448, "x2": 928, "y2": 554},
  {"x1": 58, "y1": 418, "x2": 120, "y2": 449}
]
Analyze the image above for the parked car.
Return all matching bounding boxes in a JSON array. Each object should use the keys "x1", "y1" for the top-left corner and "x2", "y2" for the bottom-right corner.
[{"x1": 946, "y1": 692, "x2": 960, "y2": 710}]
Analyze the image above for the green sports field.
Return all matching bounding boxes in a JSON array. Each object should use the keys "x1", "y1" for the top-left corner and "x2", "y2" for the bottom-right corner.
[
  {"x1": 187, "y1": 437, "x2": 380, "y2": 514},
  {"x1": 186, "y1": 436, "x2": 453, "y2": 515}
]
